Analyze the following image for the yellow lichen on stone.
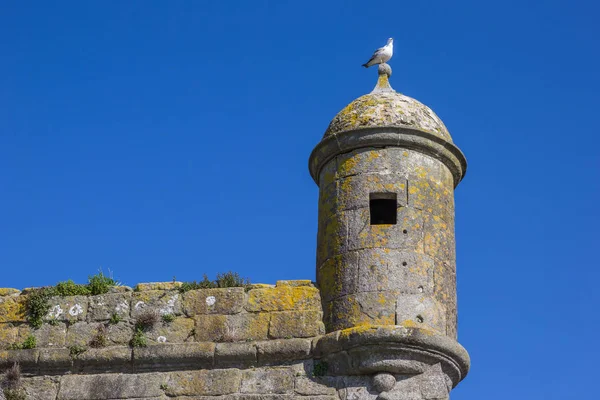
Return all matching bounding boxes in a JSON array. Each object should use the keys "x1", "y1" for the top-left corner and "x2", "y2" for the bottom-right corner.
[
  {"x1": 246, "y1": 286, "x2": 321, "y2": 312},
  {"x1": 0, "y1": 289, "x2": 20, "y2": 297},
  {"x1": 0, "y1": 296, "x2": 26, "y2": 323},
  {"x1": 134, "y1": 282, "x2": 183, "y2": 291}
]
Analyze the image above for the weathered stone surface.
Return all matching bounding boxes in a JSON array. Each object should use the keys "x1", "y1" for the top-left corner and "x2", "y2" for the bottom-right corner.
[
  {"x1": 166, "y1": 369, "x2": 241, "y2": 396},
  {"x1": 87, "y1": 292, "x2": 132, "y2": 322},
  {"x1": 131, "y1": 290, "x2": 182, "y2": 318},
  {"x1": 347, "y1": 207, "x2": 424, "y2": 252},
  {"x1": 32, "y1": 321, "x2": 67, "y2": 347},
  {"x1": 106, "y1": 321, "x2": 134, "y2": 345},
  {"x1": 22, "y1": 376, "x2": 59, "y2": 400},
  {"x1": 317, "y1": 252, "x2": 359, "y2": 302},
  {"x1": 356, "y1": 249, "x2": 434, "y2": 295},
  {"x1": 246, "y1": 285, "x2": 321, "y2": 312},
  {"x1": 256, "y1": 339, "x2": 312, "y2": 365},
  {"x1": 338, "y1": 174, "x2": 407, "y2": 211},
  {"x1": 58, "y1": 372, "x2": 164, "y2": 399},
  {"x1": 0, "y1": 323, "x2": 17, "y2": 348},
  {"x1": 194, "y1": 313, "x2": 270, "y2": 342},
  {"x1": 46, "y1": 296, "x2": 88, "y2": 323},
  {"x1": 276, "y1": 280, "x2": 314, "y2": 288},
  {"x1": 0, "y1": 288, "x2": 20, "y2": 296},
  {"x1": 38, "y1": 348, "x2": 72, "y2": 373},
  {"x1": 146, "y1": 315, "x2": 195, "y2": 344},
  {"x1": 0, "y1": 349, "x2": 38, "y2": 370},
  {"x1": 183, "y1": 287, "x2": 245, "y2": 316},
  {"x1": 295, "y1": 376, "x2": 337, "y2": 395},
  {"x1": 65, "y1": 321, "x2": 97, "y2": 347},
  {"x1": 240, "y1": 368, "x2": 294, "y2": 394},
  {"x1": 133, "y1": 342, "x2": 214, "y2": 371},
  {"x1": 372, "y1": 373, "x2": 396, "y2": 393},
  {"x1": 396, "y1": 294, "x2": 446, "y2": 334},
  {"x1": 134, "y1": 281, "x2": 183, "y2": 291},
  {"x1": 74, "y1": 346, "x2": 132, "y2": 372},
  {"x1": 0, "y1": 296, "x2": 25, "y2": 323},
  {"x1": 316, "y1": 212, "x2": 348, "y2": 266},
  {"x1": 269, "y1": 310, "x2": 324, "y2": 339},
  {"x1": 215, "y1": 342, "x2": 257, "y2": 368},
  {"x1": 326, "y1": 292, "x2": 397, "y2": 331}
]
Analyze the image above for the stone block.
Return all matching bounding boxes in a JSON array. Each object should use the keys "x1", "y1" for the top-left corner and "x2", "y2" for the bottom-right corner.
[
  {"x1": 65, "y1": 321, "x2": 97, "y2": 347},
  {"x1": 0, "y1": 289, "x2": 20, "y2": 296},
  {"x1": 318, "y1": 157, "x2": 337, "y2": 187},
  {"x1": 317, "y1": 252, "x2": 359, "y2": 302},
  {"x1": 246, "y1": 285, "x2": 322, "y2": 313},
  {"x1": 74, "y1": 346, "x2": 132, "y2": 373},
  {"x1": 22, "y1": 377, "x2": 59, "y2": 400},
  {"x1": 166, "y1": 369, "x2": 241, "y2": 396},
  {"x1": 316, "y1": 212, "x2": 348, "y2": 266},
  {"x1": 0, "y1": 323, "x2": 17, "y2": 349},
  {"x1": 215, "y1": 342, "x2": 257, "y2": 368},
  {"x1": 269, "y1": 310, "x2": 324, "y2": 339},
  {"x1": 337, "y1": 148, "x2": 392, "y2": 178},
  {"x1": 0, "y1": 296, "x2": 26, "y2": 323},
  {"x1": 256, "y1": 339, "x2": 312, "y2": 365},
  {"x1": 0, "y1": 348, "x2": 38, "y2": 371},
  {"x1": 133, "y1": 342, "x2": 214, "y2": 371},
  {"x1": 318, "y1": 180, "x2": 339, "y2": 219},
  {"x1": 240, "y1": 368, "x2": 294, "y2": 394},
  {"x1": 146, "y1": 315, "x2": 195, "y2": 344},
  {"x1": 423, "y1": 214, "x2": 455, "y2": 263},
  {"x1": 87, "y1": 292, "x2": 132, "y2": 322},
  {"x1": 396, "y1": 294, "x2": 446, "y2": 334},
  {"x1": 295, "y1": 376, "x2": 337, "y2": 395},
  {"x1": 45, "y1": 296, "x2": 88, "y2": 323},
  {"x1": 131, "y1": 290, "x2": 182, "y2": 318},
  {"x1": 327, "y1": 292, "x2": 396, "y2": 331},
  {"x1": 194, "y1": 313, "x2": 270, "y2": 342},
  {"x1": 347, "y1": 207, "x2": 424, "y2": 253},
  {"x1": 32, "y1": 321, "x2": 67, "y2": 347},
  {"x1": 408, "y1": 177, "x2": 454, "y2": 224},
  {"x1": 58, "y1": 372, "x2": 164, "y2": 399},
  {"x1": 106, "y1": 321, "x2": 134, "y2": 345},
  {"x1": 183, "y1": 287, "x2": 245, "y2": 316},
  {"x1": 338, "y1": 174, "x2": 407, "y2": 211},
  {"x1": 38, "y1": 348, "x2": 72, "y2": 373},
  {"x1": 356, "y1": 249, "x2": 434, "y2": 295},
  {"x1": 134, "y1": 281, "x2": 183, "y2": 291},
  {"x1": 276, "y1": 280, "x2": 314, "y2": 288}
]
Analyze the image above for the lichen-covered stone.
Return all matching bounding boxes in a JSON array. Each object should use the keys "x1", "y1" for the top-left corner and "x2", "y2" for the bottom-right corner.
[
  {"x1": 324, "y1": 91, "x2": 452, "y2": 142},
  {"x1": 166, "y1": 369, "x2": 241, "y2": 396},
  {"x1": 106, "y1": 321, "x2": 134, "y2": 345},
  {"x1": 256, "y1": 339, "x2": 312, "y2": 365},
  {"x1": 396, "y1": 294, "x2": 447, "y2": 334},
  {"x1": 74, "y1": 346, "x2": 132, "y2": 372},
  {"x1": 276, "y1": 280, "x2": 314, "y2": 288},
  {"x1": 0, "y1": 289, "x2": 20, "y2": 297},
  {"x1": 215, "y1": 342, "x2": 257, "y2": 368},
  {"x1": 134, "y1": 281, "x2": 183, "y2": 291},
  {"x1": 295, "y1": 376, "x2": 338, "y2": 396},
  {"x1": 58, "y1": 372, "x2": 164, "y2": 399},
  {"x1": 133, "y1": 342, "x2": 214, "y2": 370},
  {"x1": 183, "y1": 287, "x2": 245, "y2": 316},
  {"x1": 269, "y1": 310, "x2": 324, "y2": 339},
  {"x1": 45, "y1": 296, "x2": 88, "y2": 323},
  {"x1": 246, "y1": 286, "x2": 321, "y2": 312},
  {"x1": 87, "y1": 292, "x2": 132, "y2": 322},
  {"x1": 194, "y1": 313, "x2": 270, "y2": 342},
  {"x1": 32, "y1": 321, "x2": 67, "y2": 347},
  {"x1": 22, "y1": 376, "x2": 60, "y2": 400},
  {"x1": 317, "y1": 252, "x2": 359, "y2": 302},
  {"x1": 65, "y1": 321, "x2": 97, "y2": 347},
  {"x1": 146, "y1": 315, "x2": 194, "y2": 344},
  {"x1": 338, "y1": 174, "x2": 407, "y2": 211},
  {"x1": 131, "y1": 290, "x2": 182, "y2": 318},
  {"x1": 0, "y1": 296, "x2": 25, "y2": 323},
  {"x1": 240, "y1": 368, "x2": 294, "y2": 394}
]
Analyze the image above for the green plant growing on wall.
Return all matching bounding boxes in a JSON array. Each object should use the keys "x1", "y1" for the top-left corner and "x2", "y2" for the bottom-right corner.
[
  {"x1": 161, "y1": 313, "x2": 175, "y2": 324},
  {"x1": 8, "y1": 335, "x2": 36, "y2": 350},
  {"x1": 312, "y1": 361, "x2": 329, "y2": 377},
  {"x1": 179, "y1": 271, "x2": 251, "y2": 293},
  {"x1": 109, "y1": 313, "x2": 122, "y2": 324},
  {"x1": 68, "y1": 345, "x2": 87, "y2": 358},
  {"x1": 87, "y1": 271, "x2": 117, "y2": 295},
  {"x1": 53, "y1": 279, "x2": 90, "y2": 296},
  {"x1": 130, "y1": 329, "x2": 147, "y2": 348},
  {"x1": 89, "y1": 325, "x2": 108, "y2": 348}
]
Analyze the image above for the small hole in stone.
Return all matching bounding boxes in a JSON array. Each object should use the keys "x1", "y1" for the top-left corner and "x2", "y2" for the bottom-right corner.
[
  {"x1": 402, "y1": 261, "x2": 407, "y2": 266},
  {"x1": 402, "y1": 229, "x2": 408, "y2": 234},
  {"x1": 417, "y1": 286, "x2": 424, "y2": 293},
  {"x1": 416, "y1": 315, "x2": 424, "y2": 323}
]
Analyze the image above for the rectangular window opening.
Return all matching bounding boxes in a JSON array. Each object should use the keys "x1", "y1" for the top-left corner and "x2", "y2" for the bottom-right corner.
[{"x1": 369, "y1": 193, "x2": 397, "y2": 225}]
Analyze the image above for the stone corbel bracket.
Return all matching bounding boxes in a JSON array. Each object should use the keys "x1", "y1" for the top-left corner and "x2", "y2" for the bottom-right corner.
[{"x1": 313, "y1": 325, "x2": 470, "y2": 388}]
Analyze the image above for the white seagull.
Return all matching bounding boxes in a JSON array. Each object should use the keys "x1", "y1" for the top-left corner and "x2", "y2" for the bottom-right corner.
[{"x1": 362, "y1": 38, "x2": 394, "y2": 68}]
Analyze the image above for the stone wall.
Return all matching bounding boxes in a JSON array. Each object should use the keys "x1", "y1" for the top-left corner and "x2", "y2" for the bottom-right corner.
[{"x1": 0, "y1": 280, "x2": 460, "y2": 399}]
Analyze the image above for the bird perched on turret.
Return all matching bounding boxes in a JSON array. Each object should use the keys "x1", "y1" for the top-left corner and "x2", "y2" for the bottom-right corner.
[{"x1": 362, "y1": 38, "x2": 394, "y2": 68}]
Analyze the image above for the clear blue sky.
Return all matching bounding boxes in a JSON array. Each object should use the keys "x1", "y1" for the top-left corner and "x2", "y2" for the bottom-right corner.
[{"x1": 1, "y1": 1, "x2": 598, "y2": 398}]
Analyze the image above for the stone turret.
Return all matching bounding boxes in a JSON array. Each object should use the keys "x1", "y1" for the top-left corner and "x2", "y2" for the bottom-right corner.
[{"x1": 309, "y1": 64, "x2": 469, "y2": 396}]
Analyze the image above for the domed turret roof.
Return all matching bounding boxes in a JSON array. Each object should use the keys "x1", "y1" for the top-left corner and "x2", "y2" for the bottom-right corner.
[{"x1": 323, "y1": 65, "x2": 452, "y2": 142}]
